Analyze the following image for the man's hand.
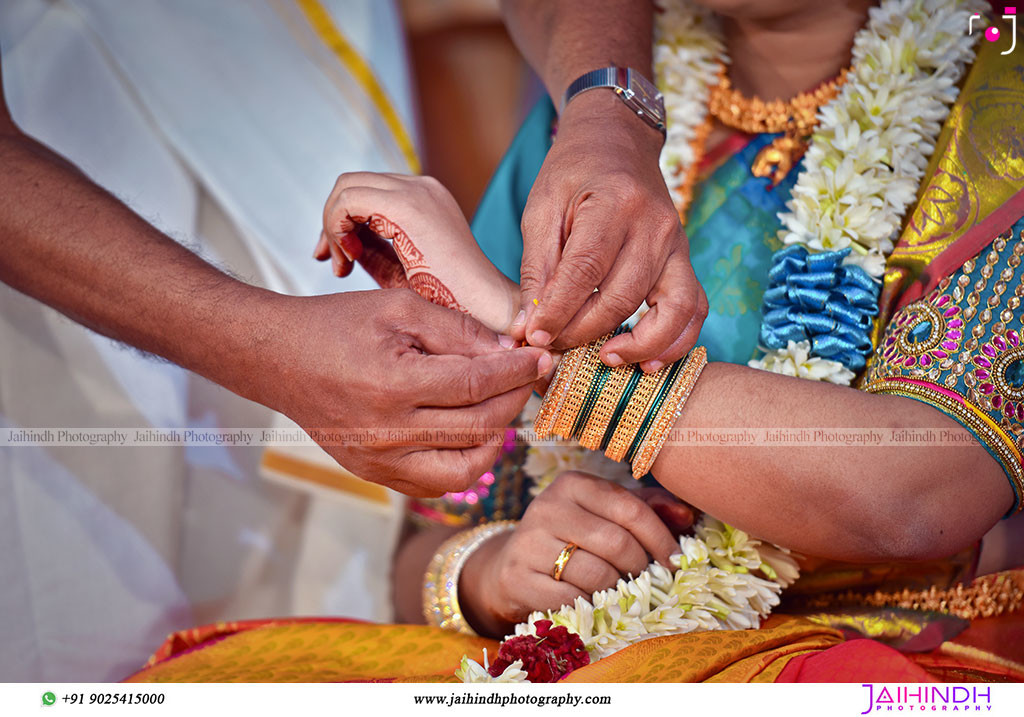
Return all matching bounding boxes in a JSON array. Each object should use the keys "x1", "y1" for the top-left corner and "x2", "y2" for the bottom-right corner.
[
  {"x1": 516, "y1": 92, "x2": 708, "y2": 372},
  {"x1": 251, "y1": 289, "x2": 552, "y2": 497},
  {"x1": 0, "y1": 56, "x2": 548, "y2": 500}
]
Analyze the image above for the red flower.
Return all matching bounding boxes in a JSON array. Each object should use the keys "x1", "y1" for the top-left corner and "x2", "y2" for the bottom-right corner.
[{"x1": 488, "y1": 620, "x2": 590, "y2": 682}]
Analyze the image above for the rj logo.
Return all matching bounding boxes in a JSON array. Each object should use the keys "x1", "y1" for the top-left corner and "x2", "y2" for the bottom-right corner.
[{"x1": 970, "y1": 7, "x2": 1018, "y2": 55}]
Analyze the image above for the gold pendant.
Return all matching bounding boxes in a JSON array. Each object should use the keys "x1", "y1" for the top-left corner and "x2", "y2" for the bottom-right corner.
[{"x1": 751, "y1": 134, "x2": 807, "y2": 186}]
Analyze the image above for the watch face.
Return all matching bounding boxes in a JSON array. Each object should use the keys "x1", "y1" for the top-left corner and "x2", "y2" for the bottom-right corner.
[{"x1": 626, "y1": 69, "x2": 665, "y2": 127}]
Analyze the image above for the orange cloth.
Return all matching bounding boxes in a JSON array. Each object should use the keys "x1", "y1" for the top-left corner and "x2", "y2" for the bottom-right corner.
[
  {"x1": 127, "y1": 616, "x2": 842, "y2": 683},
  {"x1": 126, "y1": 610, "x2": 1024, "y2": 683},
  {"x1": 561, "y1": 616, "x2": 842, "y2": 683},
  {"x1": 126, "y1": 621, "x2": 499, "y2": 683}
]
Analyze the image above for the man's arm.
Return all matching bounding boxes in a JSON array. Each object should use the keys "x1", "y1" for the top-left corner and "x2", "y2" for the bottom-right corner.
[
  {"x1": 0, "y1": 55, "x2": 549, "y2": 495},
  {"x1": 502, "y1": 0, "x2": 655, "y2": 103},
  {"x1": 0, "y1": 87, "x2": 270, "y2": 394},
  {"x1": 501, "y1": 1, "x2": 706, "y2": 371}
]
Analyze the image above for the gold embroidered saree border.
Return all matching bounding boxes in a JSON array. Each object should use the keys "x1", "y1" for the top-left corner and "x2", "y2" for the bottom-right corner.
[
  {"x1": 864, "y1": 377, "x2": 1024, "y2": 513},
  {"x1": 873, "y1": 29, "x2": 1024, "y2": 340}
]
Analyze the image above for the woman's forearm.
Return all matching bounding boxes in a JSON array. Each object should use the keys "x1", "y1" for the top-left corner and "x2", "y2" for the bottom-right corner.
[
  {"x1": 392, "y1": 525, "x2": 461, "y2": 624},
  {"x1": 651, "y1": 362, "x2": 1014, "y2": 561},
  {"x1": 393, "y1": 524, "x2": 514, "y2": 637}
]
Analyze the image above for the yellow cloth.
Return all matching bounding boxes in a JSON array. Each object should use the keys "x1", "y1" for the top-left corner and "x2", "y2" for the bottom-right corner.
[{"x1": 126, "y1": 617, "x2": 841, "y2": 683}]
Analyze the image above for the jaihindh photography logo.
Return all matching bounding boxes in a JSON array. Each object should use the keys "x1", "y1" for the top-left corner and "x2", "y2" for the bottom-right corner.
[
  {"x1": 860, "y1": 684, "x2": 993, "y2": 713},
  {"x1": 970, "y1": 6, "x2": 1018, "y2": 54}
]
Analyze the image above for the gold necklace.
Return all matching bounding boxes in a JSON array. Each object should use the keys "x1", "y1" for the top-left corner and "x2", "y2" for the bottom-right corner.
[{"x1": 708, "y1": 63, "x2": 849, "y2": 185}]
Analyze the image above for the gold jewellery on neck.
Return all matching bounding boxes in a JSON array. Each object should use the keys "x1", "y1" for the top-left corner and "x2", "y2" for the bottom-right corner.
[{"x1": 708, "y1": 63, "x2": 850, "y2": 185}]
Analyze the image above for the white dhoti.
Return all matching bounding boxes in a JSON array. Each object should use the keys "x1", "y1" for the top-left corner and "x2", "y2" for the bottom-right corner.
[{"x1": 0, "y1": 0, "x2": 412, "y2": 681}]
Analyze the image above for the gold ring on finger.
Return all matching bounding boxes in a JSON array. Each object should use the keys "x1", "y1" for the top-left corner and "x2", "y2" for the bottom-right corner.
[{"x1": 552, "y1": 542, "x2": 579, "y2": 582}]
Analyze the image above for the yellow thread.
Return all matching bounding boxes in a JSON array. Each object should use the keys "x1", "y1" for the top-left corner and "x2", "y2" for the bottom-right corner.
[{"x1": 295, "y1": 0, "x2": 421, "y2": 173}]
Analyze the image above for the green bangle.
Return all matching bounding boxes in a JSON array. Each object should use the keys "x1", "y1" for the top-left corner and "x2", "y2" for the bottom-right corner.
[
  {"x1": 571, "y1": 326, "x2": 627, "y2": 440},
  {"x1": 624, "y1": 356, "x2": 685, "y2": 465},
  {"x1": 571, "y1": 362, "x2": 612, "y2": 440}
]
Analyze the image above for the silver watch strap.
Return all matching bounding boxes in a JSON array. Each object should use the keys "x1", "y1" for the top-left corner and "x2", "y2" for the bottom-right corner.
[{"x1": 561, "y1": 67, "x2": 627, "y2": 112}]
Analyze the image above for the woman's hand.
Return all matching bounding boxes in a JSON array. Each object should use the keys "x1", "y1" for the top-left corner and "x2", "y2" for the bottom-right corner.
[
  {"x1": 458, "y1": 471, "x2": 684, "y2": 637},
  {"x1": 315, "y1": 172, "x2": 521, "y2": 334}
]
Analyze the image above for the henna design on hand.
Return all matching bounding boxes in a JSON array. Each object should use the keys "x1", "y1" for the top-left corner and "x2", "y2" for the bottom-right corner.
[
  {"x1": 365, "y1": 215, "x2": 428, "y2": 272},
  {"x1": 410, "y1": 273, "x2": 467, "y2": 313},
  {"x1": 344, "y1": 214, "x2": 466, "y2": 314}
]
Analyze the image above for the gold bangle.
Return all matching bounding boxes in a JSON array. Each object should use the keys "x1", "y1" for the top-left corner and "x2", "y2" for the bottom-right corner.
[
  {"x1": 533, "y1": 332, "x2": 709, "y2": 475},
  {"x1": 631, "y1": 347, "x2": 708, "y2": 478},
  {"x1": 534, "y1": 344, "x2": 587, "y2": 438},
  {"x1": 422, "y1": 520, "x2": 517, "y2": 635},
  {"x1": 605, "y1": 365, "x2": 672, "y2": 463},
  {"x1": 577, "y1": 362, "x2": 633, "y2": 451},
  {"x1": 551, "y1": 339, "x2": 606, "y2": 438}
]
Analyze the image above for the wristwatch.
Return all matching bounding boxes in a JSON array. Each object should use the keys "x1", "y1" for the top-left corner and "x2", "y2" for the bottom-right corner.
[{"x1": 561, "y1": 66, "x2": 666, "y2": 135}]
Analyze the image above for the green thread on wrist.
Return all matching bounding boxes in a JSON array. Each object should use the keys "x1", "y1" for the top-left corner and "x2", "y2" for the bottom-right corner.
[
  {"x1": 624, "y1": 356, "x2": 686, "y2": 465},
  {"x1": 599, "y1": 365, "x2": 643, "y2": 452}
]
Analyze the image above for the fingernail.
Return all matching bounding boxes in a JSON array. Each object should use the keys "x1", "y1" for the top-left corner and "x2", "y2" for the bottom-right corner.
[
  {"x1": 645, "y1": 360, "x2": 664, "y2": 373},
  {"x1": 605, "y1": 352, "x2": 623, "y2": 367},
  {"x1": 529, "y1": 330, "x2": 551, "y2": 347},
  {"x1": 498, "y1": 334, "x2": 516, "y2": 349},
  {"x1": 512, "y1": 310, "x2": 526, "y2": 327},
  {"x1": 537, "y1": 352, "x2": 554, "y2": 376}
]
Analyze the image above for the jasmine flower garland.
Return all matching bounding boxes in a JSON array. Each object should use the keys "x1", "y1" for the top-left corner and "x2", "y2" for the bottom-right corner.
[
  {"x1": 751, "y1": 0, "x2": 986, "y2": 380},
  {"x1": 653, "y1": 0, "x2": 723, "y2": 213},
  {"x1": 653, "y1": 0, "x2": 985, "y2": 383}
]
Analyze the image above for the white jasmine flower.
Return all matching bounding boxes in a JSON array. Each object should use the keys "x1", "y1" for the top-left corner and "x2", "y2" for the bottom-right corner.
[
  {"x1": 696, "y1": 517, "x2": 764, "y2": 572},
  {"x1": 672, "y1": 535, "x2": 711, "y2": 569},
  {"x1": 756, "y1": 544, "x2": 802, "y2": 589},
  {"x1": 619, "y1": 571, "x2": 655, "y2": 612},
  {"x1": 706, "y1": 570, "x2": 761, "y2": 630},
  {"x1": 843, "y1": 248, "x2": 888, "y2": 278},
  {"x1": 648, "y1": 563, "x2": 675, "y2": 592},
  {"x1": 653, "y1": 0, "x2": 724, "y2": 206},
  {"x1": 549, "y1": 597, "x2": 595, "y2": 640},
  {"x1": 669, "y1": 567, "x2": 714, "y2": 610},
  {"x1": 741, "y1": 573, "x2": 785, "y2": 617},
  {"x1": 511, "y1": 611, "x2": 547, "y2": 639},
  {"x1": 642, "y1": 603, "x2": 697, "y2": 636},
  {"x1": 523, "y1": 444, "x2": 633, "y2": 496},
  {"x1": 748, "y1": 342, "x2": 856, "y2": 385},
  {"x1": 456, "y1": 653, "x2": 528, "y2": 683},
  {"x1": 587, "y1": 632, "x2": 632, "y2": 661}
]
